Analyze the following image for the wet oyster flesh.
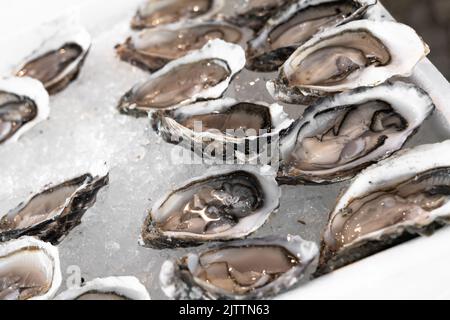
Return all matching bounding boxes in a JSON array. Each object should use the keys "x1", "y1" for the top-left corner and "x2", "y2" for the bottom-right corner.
[
  {"x1": 0, "y1": 91, "x2": 37, "y2": 144},
  {"x1": 141, "y1": 167, "x2": 280, "y2": 249},
  {"x1": 0, "y1": 172, "x2": 109, "y2": 244},
  {"x1": 247, "y1": 0, "x2": 371, "y2": 72},
  {"x1": 116, "y1": 22, "x2": 244, "y2": 72},
  {"x1": 160, "y1": 236, "x2": 318, "y2": 299},
  {"x1": 17, "y1": 43, "x2": 87, "y2": 95},
  {"x1": 131, "y1": 0, "x2": 220, "y2": 30},
  {"x1": 318, "y1": 141, "x2": 450, "y2": 275},
  {"x1": 0, "y1": 237, "x2": 61, "y2": 300}
]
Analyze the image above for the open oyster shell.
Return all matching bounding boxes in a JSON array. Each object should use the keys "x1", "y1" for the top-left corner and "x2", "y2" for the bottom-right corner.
[
  {"x1": 140, "y1": 166, "x2": 280, "y2": 249},
  {"x1": 15, "y1": 23, "x2": 91, "y2": 95},
  {"x1": 150, "y1": 97, "x2": 294, "y2": 163},
  {"x1": 0, "y1": 77, "x2": 50, "y2": 145},
  {"x1": 55, "y1": 276, "x2": 150, "y2": 300},
  {"x1": 160, "y1": 235, "x2": 318, "y2": 300},
  {"x1": 318, "y1": 140, "x2": 450, "y2": 275},
  {"x1": 118, "y1": 39, "x2": 246, "y2": 117},
  {"x1": 277, "y1": 82, "x2": 434, "y2": 184},
  {"x1": 0, "y1": 169, "x2": 109, "y2": 244},
  {"x1": 246, "y1": 0, "x2": 375, "y2": 72},
  {"x1": 117, "y1": 20, "x2": 250, "y2": 73},
  {"x1": 131, "y1": 0, "x2": 225, "y2": 30},
  {"x1": 268, "y1": 20, "x2": 430, "y2": 104},
  {"x1": 0, "y1": 237, "x2": 61, "y2": 300}
]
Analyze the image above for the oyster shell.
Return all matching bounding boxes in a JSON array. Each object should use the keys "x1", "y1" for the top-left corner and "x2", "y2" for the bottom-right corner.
[
  {"x1": 131, "y1": 0, "x2": 225, "y2": 30},
  {"x1": 118, "y1": 39, "x2": 245, "y2": 117},
  {"x1": 0, "y1": 77, "x2": 49, "y2": 145},
  {"x1": 0, "y1": 170, "x2": 109, "y2": 244},
  {"x1": 226, "y1": 0, "x2": 293, "y2": 32},
  {"x1": 0, "y1": 237, "x2": 61, "y2": 300},
  {"x1": 277, "y1": 82, "x2": 434, "y2": 184},
  {"x1": 117, "y1": 21, "x2": 248, "y2": 73},
  {"x1": 150, "y1": 97, "x2": 293, "y2": 162},
  {"x1": 318, "y1": 140, "x2": 450, "y2": 275},
  {"x1": 140, "y1": 166, "x2": 280, "y2": 249},
  {"x1": 15, "y1": 24, "x2": 91, "y2": 95},
  {"x1": 55, "y1": 276, "x2": 150, "y2": 300},
  {"x1": 160, "y1": 235, "x2": 318, "y2": 300},
  {"x1": 268, "y1": 20, "x2": 430, "y2": 104},
  {"x1": 246, "y1": 0, "x2": 374, "y2": 72}
]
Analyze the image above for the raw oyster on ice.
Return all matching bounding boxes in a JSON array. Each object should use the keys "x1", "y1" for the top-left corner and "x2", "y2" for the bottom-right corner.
[
  {"x1": 140, "y1": 166, "x2": 280, "y2": 249},
  {"x1": 0, "y1": 77, "x2": 49, "y2": 144},
  {"x1": 151, "y1": 97, "x2": 293, "y2": 162},
  {"x1": 268, "y1": 20, "x2": 430, "y2": 104},
  {"x1": 55, "y1": 276, "x2": 150, "y2": 300},
  {"x1": 0, "y1": 237, "x2": 61, "y2": 300},
  {"x1": 277, "y1": 82, "x2": 434, "y2": 184},
  {"x1": 131, "y1": 0, "x2": 225, "y2": 30},
  {"x1": 0, "y1": 170, "x2": 109, "y2": 244},
  {"x1": 160, "y1": 235, "x2": 318, "y2": 299},
  {"x1": 16, "y1": 25, "x2": 91, "y2": 95},
  {"x1": 116, "y1": 21, "x2": 247, "y2": 73},
  {"x1": 118, "y1": 40, "x2": 245, "y2": 117},
  {"x1": 246, "y1": 0, "x2": 374, "y2": 72},
  {"x1": 226, "y1": 0, "x2": 292, "y2": 32},
  {"x1": 318, "y1": 140, "x2": 450, "y2": 275}
]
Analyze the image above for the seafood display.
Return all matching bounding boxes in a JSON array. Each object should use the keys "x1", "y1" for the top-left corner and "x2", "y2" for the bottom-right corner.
[
  {"x1": 55, "y1": 276, "x2": 150, "y2": 300},
  {"x1": 0, "y1": 77, "x2": 49, "y2": 144},
  {"x1": 1, "y1": 0, "x2": 449, "y2": 301},
  {"x1": 140, "y1": 166, "x2": 280, "y2": 249},
  {"x1": 0, "y1": 237, "x2": 61, "y2": 300},
  {"x1": 160, "y1": 236, "x2": 318, "y2": 299}
]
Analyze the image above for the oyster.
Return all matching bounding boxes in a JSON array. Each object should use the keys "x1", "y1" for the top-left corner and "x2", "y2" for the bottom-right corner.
[
  {"x1": 160, "y1": 235, "x2": 318, "y2": 299},
  {"x1": 277, "y1": 82, "x2": 434, "y2": 184},
  {"x1": 151, "y1": 98, "x2": 293, "y2": 162},
  {"x1": 140, "y1": 166, "x2": 280, "y2": 249},
  {"x1": 0, "y1": 77, "x2": 49, "y2": 144},
  {"x1": 131, "y1": 0, "x2": 225, "y2": 30},
  {"x1": 268, "y1": 20, "x2": 430, "y2": 104},
  {"x1": 246, "y1": 0, "x2": 374, "y2": 72},
  {"x1": 55, "y1": 276, "x2": 150, "y2": 300},
  {"x1": 15, "y1": 25, "x2": 91, "y2": 95},
  {"x1": 227, "y1": 0, "x2": 292, "y2": 32},
  {"x1": 0, "y1": 237, "x2": 61, "y2": 300},
  {"x1": 318, "y1": 140, "x2": 450, "y2": 275},
  {"x1": 118, "y1": 39, "x2": 245, "y2": 117},
  {"x1": 0, "y1": 170, "x2": 109, "y2": 244},
  {"x1": 117, "y1": 21, "x2": 248, "y2": 73}
]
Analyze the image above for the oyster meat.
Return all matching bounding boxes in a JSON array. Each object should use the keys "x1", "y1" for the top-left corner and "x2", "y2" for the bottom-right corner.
[
  {"x1": 0, "y1": 237, "x2": 61, "y2": 300},
  {"x1": 140, "y1": 166, "x2": 280, "y2": 249},
  {"x1": 0, "y1": 170, "x2": 109, "y2": 244},
  {"x1": 0, "y1": 77, "x2": 49, "y2": 144},
  {"x1": 151, "y1": 97, "x2": 293, "y2": 162},
  {"x1": 227, "y1": 0, "x2": 292, "y2": 32},
  {"x1": 131, "y1": 0, "x2": 224, "y2": 30},
  {"x1": 160, "y1": 235, "x2": 318, "y2": 299},
  {"x1": 318, "y1": 140, "x2": 450, "y2": 275},
  {"x1": 117, "y1": 21, "x2": 247, "y2": 73},
  {"x1": 277, "y1": 82, "x2": 434, "y2": 184},
  {"x1": 118, "y1": 39, "x2": 245, "y2": 117},
  {"x1": 268, "y1": 20, "x2": 430, "y2": 104},
  {"x1": 246, "y1": 0, "x2": 374, "y2": 72},
  {"x1": 55, "y1": 276, "x2": 150, "y2": 300},
  {"x1": 16, "y1": 25, "x2": 91, "y2": 95}
]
